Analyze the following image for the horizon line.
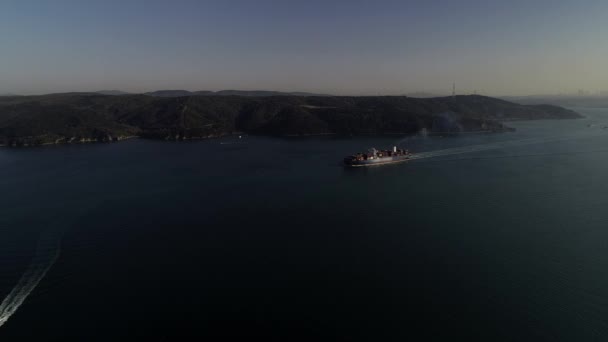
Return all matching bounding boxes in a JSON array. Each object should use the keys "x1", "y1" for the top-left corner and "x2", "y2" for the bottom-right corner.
[{"x1": 3, "y1": 89, "x2": 605, "y2": 98}]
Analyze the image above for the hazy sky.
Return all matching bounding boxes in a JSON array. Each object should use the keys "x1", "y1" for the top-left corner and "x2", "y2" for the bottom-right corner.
[{"x1": 1, "y1": 0, "x2": 607, "y2": 96}]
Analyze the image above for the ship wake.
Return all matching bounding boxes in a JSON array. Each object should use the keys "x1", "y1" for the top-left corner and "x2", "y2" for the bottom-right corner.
[
  {"x1": 0, "y1": 228, "x2": 62, "y2": 329},
  {"x1": 408, "y1": 132, "x2": 601, "y2": 161}
]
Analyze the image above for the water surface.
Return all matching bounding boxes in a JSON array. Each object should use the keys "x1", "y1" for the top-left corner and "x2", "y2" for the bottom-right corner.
[{"x1": 2, "y1": 108, "x2": 608, "y2": 340}]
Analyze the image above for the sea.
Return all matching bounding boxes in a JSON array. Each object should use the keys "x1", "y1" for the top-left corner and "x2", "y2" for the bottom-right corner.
[{"x1": 1, "y1": 107, "x2": 608, "y2": 340}]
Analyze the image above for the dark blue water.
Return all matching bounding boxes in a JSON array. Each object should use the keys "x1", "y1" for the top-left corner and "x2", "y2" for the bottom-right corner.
[{"x1": 2, "y1": 108, "x2": 608, "y2": 340}]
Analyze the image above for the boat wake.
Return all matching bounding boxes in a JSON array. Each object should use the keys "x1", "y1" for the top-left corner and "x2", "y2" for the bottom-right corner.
[
  {"x1": 408, "y1": 132, "x2": 601, "y2": 161},
  {"x1": 409, "y1": 137, "x2": 546, "y2": 160},
  {"x1": 0, "y1": 228, "x2": 62, "y2": 329}
]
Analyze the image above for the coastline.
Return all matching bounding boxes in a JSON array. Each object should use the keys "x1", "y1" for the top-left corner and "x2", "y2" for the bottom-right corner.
[
  {"x1": 0, "y1": 129, "x2": 518, "y2": 148},
  {"x1": 4, "y1": 111, "x2": 590, "y2": 149},
  {"x1": 1, "y1": 135, "x2": 140, "y2": 148}
]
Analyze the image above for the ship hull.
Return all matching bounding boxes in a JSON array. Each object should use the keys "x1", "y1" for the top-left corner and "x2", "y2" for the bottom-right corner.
[{"x1": 344, "y1": 155, "x2": 410, "y2": 167}]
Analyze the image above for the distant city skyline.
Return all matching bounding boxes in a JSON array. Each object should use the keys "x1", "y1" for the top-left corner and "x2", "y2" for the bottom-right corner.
[{"x1": 2, "y1": 0, "x2": 608, "y2": 96}]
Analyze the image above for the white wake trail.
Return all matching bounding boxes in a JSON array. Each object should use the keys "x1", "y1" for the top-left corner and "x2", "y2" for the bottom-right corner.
[
  {"x1": 408, "y1": 132, "x2": 600, "y2": 161},
  {"x1": 0, "y1": 229, "x2": 62, "y2": 328}
]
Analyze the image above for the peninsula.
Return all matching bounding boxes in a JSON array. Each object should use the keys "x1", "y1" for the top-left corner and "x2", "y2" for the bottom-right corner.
[{"x1": 0, "y1": 93, "x2": 581, "y2": 146}]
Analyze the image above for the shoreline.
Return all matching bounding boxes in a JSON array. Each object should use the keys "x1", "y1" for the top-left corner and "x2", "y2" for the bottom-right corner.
[
  {"x1": 1, "y1": 135, "x2": 140, "y2": 148},
  {"x1": 0, "y1": 129, "x2": 518, "y2": 149},
  {"x1": 44, "y1": 135, "x2": 141, "y2": 145}
]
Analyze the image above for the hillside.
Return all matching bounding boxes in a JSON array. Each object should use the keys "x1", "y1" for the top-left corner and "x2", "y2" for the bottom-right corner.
[
  {"x1": 143, "y1": 90, "x2": 330, "y2": 97},
  {"x1": 0, "y1": 94, "x2": 581, "y2": 146},
  {"x1": 96, "y1": 90, "x2": 132, "y2": 96},
  {"x1": 504, "y1": 95, "x2": 608, "y2": 108}
]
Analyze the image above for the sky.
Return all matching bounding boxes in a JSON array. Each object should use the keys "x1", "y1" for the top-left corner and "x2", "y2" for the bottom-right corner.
[{"x1": 1, "y1": 0, "x2": 607, "y2": 96}]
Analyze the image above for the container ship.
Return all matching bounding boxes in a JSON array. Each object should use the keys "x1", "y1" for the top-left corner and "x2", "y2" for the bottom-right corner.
[{"x1": 343, "y1": 146, "x2": 411, "y2": 167}]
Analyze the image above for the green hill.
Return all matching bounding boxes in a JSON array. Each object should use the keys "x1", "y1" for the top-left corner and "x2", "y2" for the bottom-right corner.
[{"x1": 0, "y1": 94, "x2": 581, "y2": 146}]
